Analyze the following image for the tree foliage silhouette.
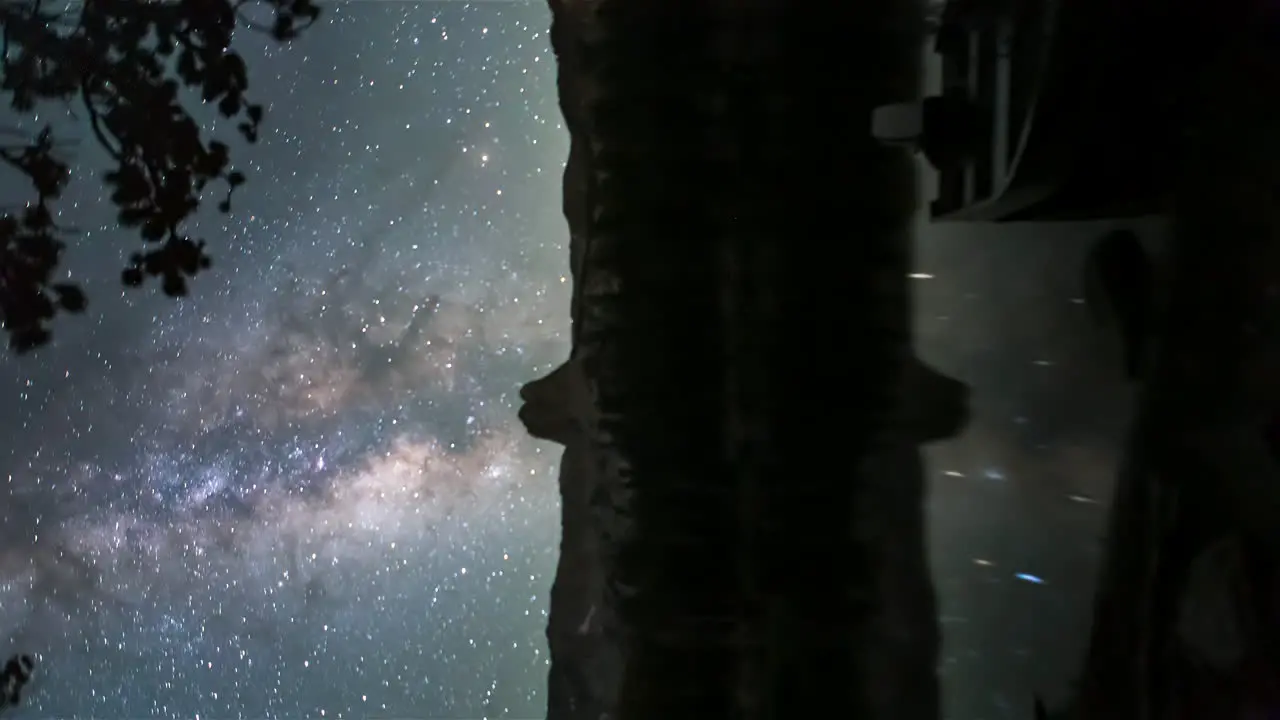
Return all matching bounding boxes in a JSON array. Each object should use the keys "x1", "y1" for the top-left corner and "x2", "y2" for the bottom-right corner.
[
  {"x1": 0, "y1": 0, "x2": 320, "y2": 352},
  {"x1": 0, "y1": 654, "x2": 33, "y2": 713}
]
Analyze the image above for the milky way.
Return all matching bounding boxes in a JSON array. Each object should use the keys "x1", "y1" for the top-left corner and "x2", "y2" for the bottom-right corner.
[{"x1": 0, "y1": 3, "x2": 567, "y2": 718}]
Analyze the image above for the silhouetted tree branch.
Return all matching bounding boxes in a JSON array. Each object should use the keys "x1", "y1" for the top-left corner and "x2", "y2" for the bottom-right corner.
[
  {"x1": 0, "y1": 0, "x2": 319, "y2": 352},
  {"x1": 0, "y1": 654, "x2": 33, "y2": 714}
]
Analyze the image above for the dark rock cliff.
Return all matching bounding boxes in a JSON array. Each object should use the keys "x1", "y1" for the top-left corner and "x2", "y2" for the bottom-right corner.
[
  {"x1": 519, "y1": 3, "x2": 626, "y2": 718},
  {"x1": 523, "y1": 1, "x2": 967, "y2": 718}
]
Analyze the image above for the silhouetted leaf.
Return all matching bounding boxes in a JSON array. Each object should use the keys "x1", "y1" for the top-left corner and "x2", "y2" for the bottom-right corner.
[
  {"x1": 51, "y1": 283, "x2": 87, "y2": 312},
  {"x1": 20, "y1": 205, "x2": 52, "y2": 230},
  {"x1": 0, "y1": 652, "x2": 37, "y2": 711},
  {"x1": 161, "y1": 273, "x2": 187, "y2": 297},
  {"x1": 223, "y1": 54, "x2": 249, "y2": 89},
  {"x1": 10, "y1": 327, "x2": 50, "y2": 353},
  {"x1": 117, "y1": 207, "x2": 150, "y2": 227},
  {"x1": 0, "y1": 0, "x2": 318, "y2": 351},
  {"x1": 141, "y1": 218, "x2": 168, "y2": 242},
  {"x1": 273, "y1": 15, "x2": 301, "y2": 40},
  {"x1": 217, "y1": 92, "x2": 241, "y2": 117},
  {"x1": 176, "y1": 48, "x2": 199, "y2": 82}
]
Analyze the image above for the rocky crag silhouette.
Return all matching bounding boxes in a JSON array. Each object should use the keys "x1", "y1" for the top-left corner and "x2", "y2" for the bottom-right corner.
[{"x1": 522, "y1": 1, "x2": 970, "y2": 719}]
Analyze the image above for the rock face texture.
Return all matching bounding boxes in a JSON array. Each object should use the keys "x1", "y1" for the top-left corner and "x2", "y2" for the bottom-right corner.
[
  {"x1": 520, "y1": 3, "x2": 628, "y2": 718},
  {"x1": 521, "y1": 354, "x2": 624, "y2": 720},
  {"x1": 523, "y1": 1, "x2": 966, "y2": 719}
]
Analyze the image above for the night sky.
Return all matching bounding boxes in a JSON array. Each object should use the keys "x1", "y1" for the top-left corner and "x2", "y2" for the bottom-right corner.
[
  {"x1": 0, "y1": 4, "x2": 1158, "y2": 720},
  {"x1": 1, "y1": 3, "x2": 569, "y2": 718}
]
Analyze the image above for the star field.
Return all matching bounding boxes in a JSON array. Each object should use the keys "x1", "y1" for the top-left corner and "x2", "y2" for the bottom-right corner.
[{"x1": 0, "y1": 3, "x2": 567, "y2": 718}]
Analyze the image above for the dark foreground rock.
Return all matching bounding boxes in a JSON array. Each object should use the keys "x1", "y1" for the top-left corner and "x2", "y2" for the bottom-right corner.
[{"x1": 523, "y1": 1, "x2": 966, "y2": 719}]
